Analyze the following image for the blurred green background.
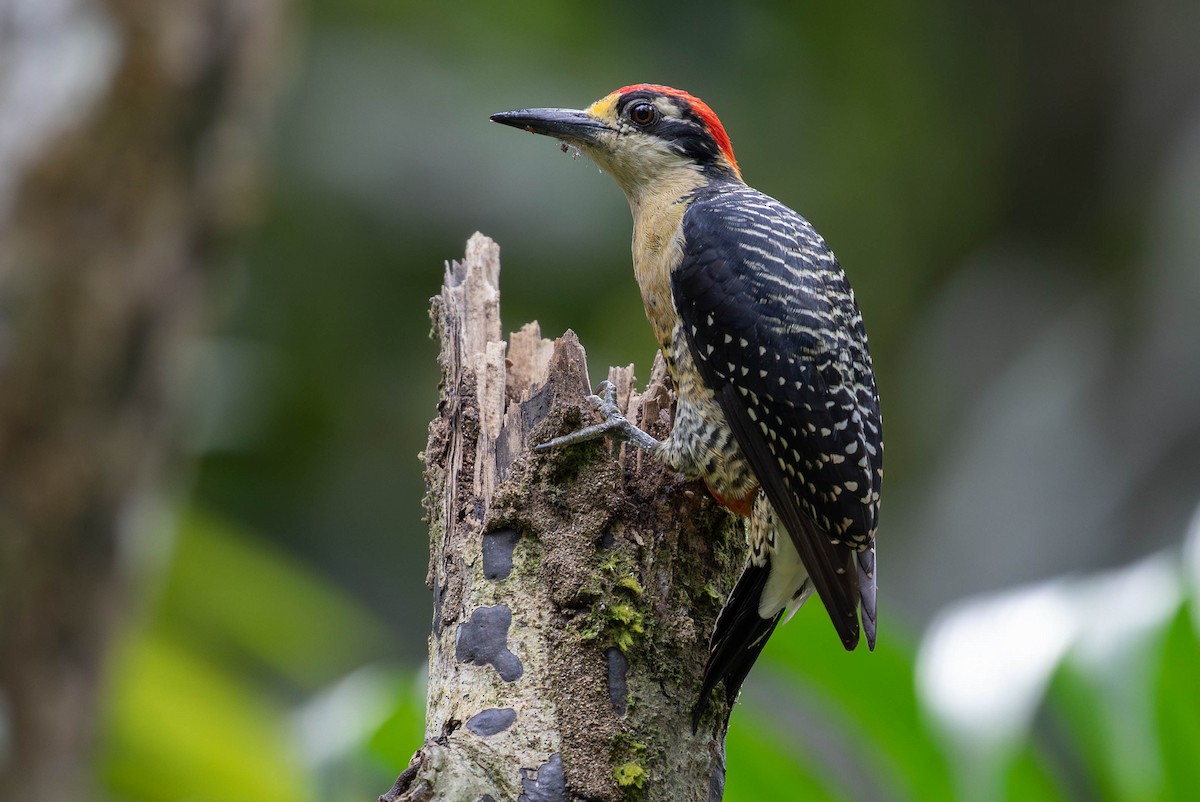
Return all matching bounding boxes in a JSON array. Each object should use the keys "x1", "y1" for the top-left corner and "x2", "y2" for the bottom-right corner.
[{"x1": 10, "y1": 0, "x2": 1200, "y2": 799}]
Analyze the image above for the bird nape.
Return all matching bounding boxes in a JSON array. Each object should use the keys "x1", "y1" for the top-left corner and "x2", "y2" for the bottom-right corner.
[{"x1": 492, "y1": 84, "x2": 882, "y2": 729}]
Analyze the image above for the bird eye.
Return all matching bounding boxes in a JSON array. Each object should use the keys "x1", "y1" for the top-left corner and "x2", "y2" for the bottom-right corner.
[{"x1": 628, "y1": 102, "x2": 658, "y2": 127}]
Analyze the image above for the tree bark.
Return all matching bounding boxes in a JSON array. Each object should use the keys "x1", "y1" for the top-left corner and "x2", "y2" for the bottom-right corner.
[
  {"x1": 386, "y1": 234, "x2": 746, "y2": 802},
  {"x1": 0, "y1": 1, "x2": 285, "y2": 799}
]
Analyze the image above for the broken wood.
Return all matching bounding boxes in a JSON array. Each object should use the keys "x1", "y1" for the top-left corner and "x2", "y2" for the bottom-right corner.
[{"x1": 386, "y1": 233, "x2": 747, "y2": 801}]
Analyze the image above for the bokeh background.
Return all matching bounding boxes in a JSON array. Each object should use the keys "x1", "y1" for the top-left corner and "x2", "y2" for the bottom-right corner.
[{"x1": 3, "y1": 0, "x2": 1199, "y2": 800}]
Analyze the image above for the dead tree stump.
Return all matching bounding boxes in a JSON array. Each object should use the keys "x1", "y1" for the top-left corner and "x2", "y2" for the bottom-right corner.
[{"x1": 385, "y1": 233, "x2": 747, "y2": 801}]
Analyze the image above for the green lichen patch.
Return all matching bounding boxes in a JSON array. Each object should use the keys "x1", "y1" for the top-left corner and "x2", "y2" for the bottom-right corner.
[
  {"x1": 614, "y1": 761, "x2": 647, "y2": 789},
  {"x1": 608, "y1": 604, "x2": 646, "y2": 651},
  {"x1": 616, "y1": 576, "x2": 644, "y2": 596},
  {"x1": 610, "y1": 734, "x2": 651, "y2": 799}
]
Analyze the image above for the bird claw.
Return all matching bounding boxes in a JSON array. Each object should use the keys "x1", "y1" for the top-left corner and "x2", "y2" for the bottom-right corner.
[
  {"x1": 589, "y1": 380, "x2": 620, "y2": 410},
  {"x1": 534, "y1": 381, "x2": 659, "y2": 453}
]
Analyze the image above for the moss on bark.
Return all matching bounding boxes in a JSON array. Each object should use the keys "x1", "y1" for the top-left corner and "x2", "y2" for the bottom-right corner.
[{"x1": 388, "y1": 235, "x2": 744, "y2": 802}]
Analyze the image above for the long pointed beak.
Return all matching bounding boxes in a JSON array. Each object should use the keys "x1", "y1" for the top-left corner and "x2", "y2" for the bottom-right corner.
[{"x1": 490, "y1": 108, "x2": 609, "y2": 145}]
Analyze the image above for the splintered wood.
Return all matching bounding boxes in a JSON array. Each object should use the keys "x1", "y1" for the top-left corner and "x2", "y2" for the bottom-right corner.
[{"x1": 390, "y1": 233, "x2": 743, "y2": 802}]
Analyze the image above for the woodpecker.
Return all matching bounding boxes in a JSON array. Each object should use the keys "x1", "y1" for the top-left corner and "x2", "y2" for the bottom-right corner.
[{"x1": 492, "y1": 85, "x2": 882, "y2": 726}]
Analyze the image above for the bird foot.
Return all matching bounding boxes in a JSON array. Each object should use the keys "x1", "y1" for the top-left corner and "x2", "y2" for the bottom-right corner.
[{"x1": 535, "y1": 381, "x2": 660, "y2": 453}]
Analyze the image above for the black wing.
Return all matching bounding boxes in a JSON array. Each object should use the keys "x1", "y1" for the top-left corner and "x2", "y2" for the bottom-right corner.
[{"x1": 672, "y1": 183, "x2": 882, "y2": 650}]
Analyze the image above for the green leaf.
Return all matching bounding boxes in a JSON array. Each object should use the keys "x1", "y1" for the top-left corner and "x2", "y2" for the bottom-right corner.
[
  {"x1": 98, "y1": 633, "x2": 308, "y2": 802},
  {"x1": 1155, "y1": 608, "x2": 1200, "y2": 801},
  {"x1": 1001, "y1": 743, "x2": 1069, "y2": 802},
  {"x1": 745, "y1": 614, "x2": 954, "y2": 802},
  {"x1": 724, "y1": 707, "x2": 844, "y2": 802}
]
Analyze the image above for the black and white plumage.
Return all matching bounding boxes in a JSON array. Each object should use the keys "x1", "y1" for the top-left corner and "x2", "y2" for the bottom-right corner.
[
  {"x1": 492, "y1": 83, "x2": 883, "y2": 728},
  {"x1": 676, "y1": 181, "x2": 881, "y2": 634},
  {"x1": 674, "y1": 182, "x2": 882, "y2": 720}
]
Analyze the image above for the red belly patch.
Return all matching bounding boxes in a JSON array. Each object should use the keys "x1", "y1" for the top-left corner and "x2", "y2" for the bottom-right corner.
[{"x1": 705, "y1": 481, "x2": 757, "y2": 517}]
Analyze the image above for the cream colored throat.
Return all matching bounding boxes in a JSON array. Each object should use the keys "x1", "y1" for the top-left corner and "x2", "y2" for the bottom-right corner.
[{"x1": 628, "y1": 171, "x2": 706, "y2": 348}]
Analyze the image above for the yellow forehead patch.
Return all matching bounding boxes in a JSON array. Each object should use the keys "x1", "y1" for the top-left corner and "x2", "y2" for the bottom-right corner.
[{"x1": 585, "y1": 93, "x2": 620, "y2": 121}]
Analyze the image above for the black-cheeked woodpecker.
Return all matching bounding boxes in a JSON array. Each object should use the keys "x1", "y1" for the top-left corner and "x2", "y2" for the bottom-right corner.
[{"x1": 492, "y1": 84, "x2": 883, "y2": 727}]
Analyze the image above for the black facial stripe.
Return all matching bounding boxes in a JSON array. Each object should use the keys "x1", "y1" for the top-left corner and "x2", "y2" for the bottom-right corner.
[{"x1": 658, "y1": 119, "x2": 722, "y2": 164}]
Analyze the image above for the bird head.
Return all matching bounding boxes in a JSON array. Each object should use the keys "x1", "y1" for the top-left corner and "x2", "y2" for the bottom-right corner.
[{"x1": 491, "y1": 84, "x2": 742, "y2": 198}]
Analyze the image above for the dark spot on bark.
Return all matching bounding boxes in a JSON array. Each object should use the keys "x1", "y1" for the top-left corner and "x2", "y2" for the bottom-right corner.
[
  {"x1": 517, "y1": 753, "x2": 567, "y2": 802},
  {"x1": 466, "y1": 707, "x2": 517, "y2": 736},
  {"x1": 708, "y1": 753, "x2": 726, "y2": 802},
  {"x1": 605, "y1": 647, "x2": 629, "y2": 716},
  {"x1": 482, "y1": 528, "x2": 522, "y2": 580},
  {"x1": 478, "y1": 797, "x2": 497, "y2": 802},
  {"x1": 456, "y1": 604, "x2": 523, "y2": 681},
  {"x1": 597, "y1": 529, "x2": 615, "y2": 550},
  {"x1": 433, "y1": 579, "x2": 447, "y2": 636}
]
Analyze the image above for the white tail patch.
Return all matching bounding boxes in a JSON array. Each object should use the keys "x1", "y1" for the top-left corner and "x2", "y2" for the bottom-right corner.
[{"x1": 759, "y1": 537, "x2": 811, "y2": 621}]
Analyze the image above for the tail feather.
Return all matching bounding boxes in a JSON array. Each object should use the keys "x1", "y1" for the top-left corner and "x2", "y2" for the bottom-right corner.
[
  {"x1": 693, "y1": 560, "x2": 781, "y2": 733},
  {"x1": 693, "y1": 540, "x2": 876, "y2": 731},
  {"x1": 857, "y1": 544, "x2": 877, "y2": 650}
]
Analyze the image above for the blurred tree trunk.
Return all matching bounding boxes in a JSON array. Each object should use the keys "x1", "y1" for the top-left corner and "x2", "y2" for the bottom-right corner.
[
  {"x1": 0, "y1": 1, "x2": 285, "y2": 799},
  {"x1": 384, "y1": 234, "x2": 745, "y2": 802}
]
